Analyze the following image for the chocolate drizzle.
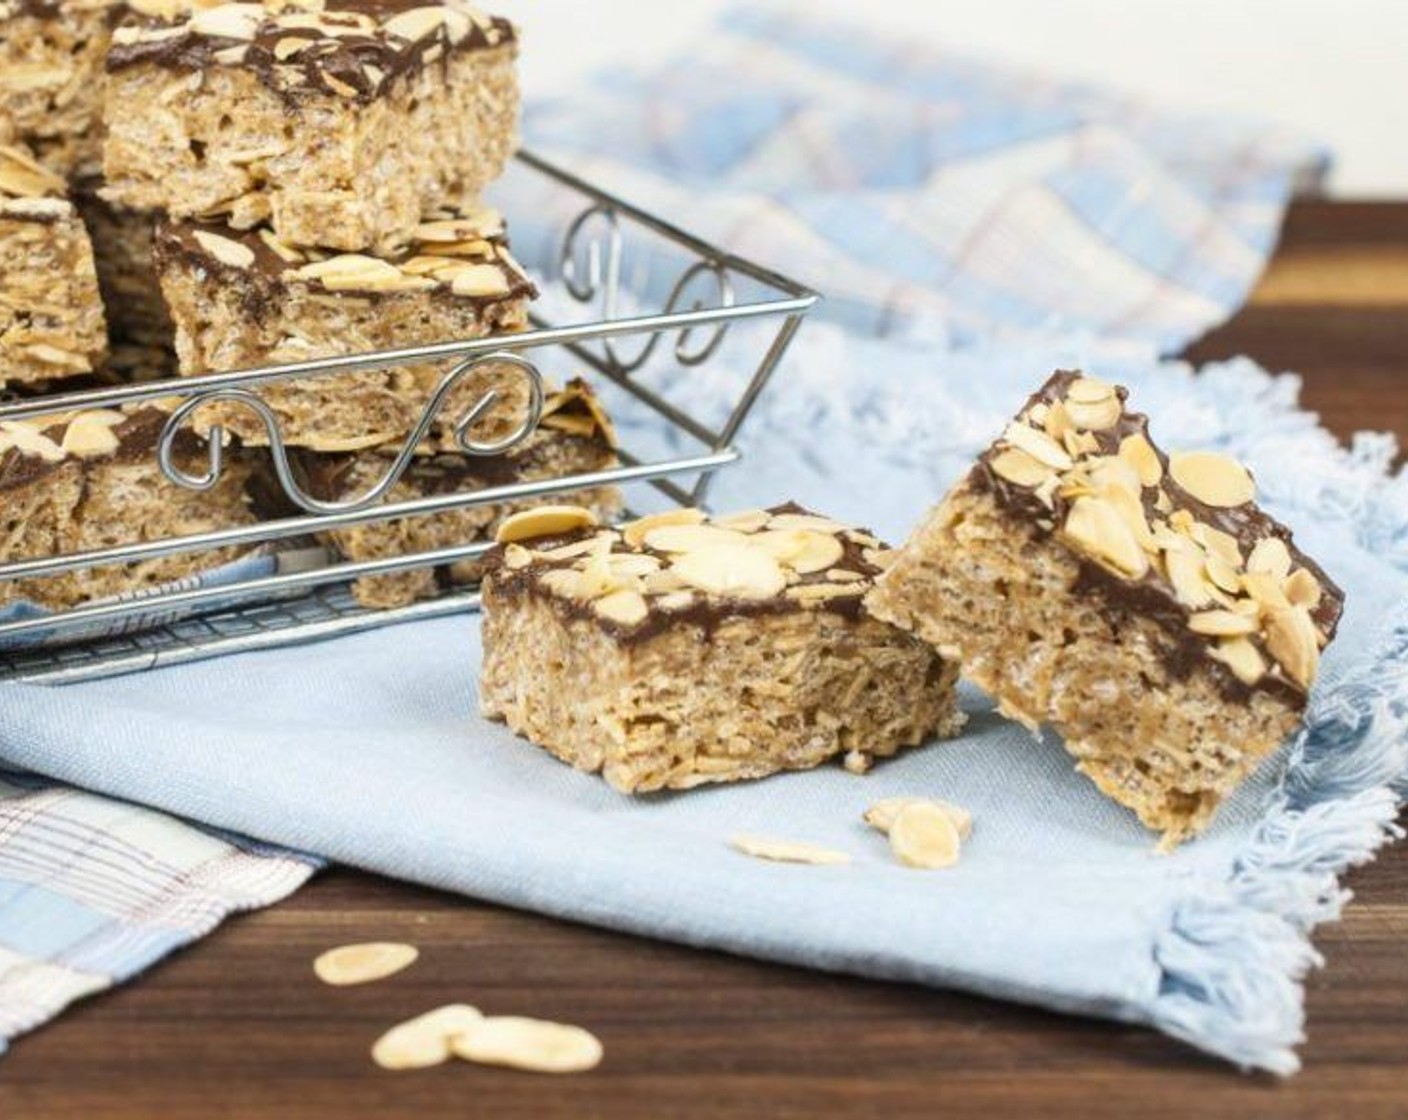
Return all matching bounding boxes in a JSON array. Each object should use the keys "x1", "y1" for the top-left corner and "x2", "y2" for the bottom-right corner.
[
  {"x1": 106, "y1": 0, "x2": 516, "y2": 106},
  {"x1": 0, "y1": 407, "x2": 204, "y2": 492},
  {"x1": 152, "y1": 213, "x2": 536, "y2": 310},
  {"x1": 972, "y1": 370, "x2": 1345, "y2": 704},
  {"x1": 483, "y1": 503, "x2": 887, "y2": 645}
]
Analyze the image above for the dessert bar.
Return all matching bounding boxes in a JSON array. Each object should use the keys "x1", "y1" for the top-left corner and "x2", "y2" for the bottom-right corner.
[
  {"x1": 299, "y1": 380, "x2": 622, "y2": 608},
  {"x1": 154, "y1": 203, "x2": 535, "y2": 449},
  {"x1": 0, "y1": 144, "x2": 108, "y2": 386},
  {"x1": 0, "y1": 0, "x2": 114, "y2": 177},
  {"x1": 0, "y1": 408, "x2": 258, "y2": 608},
  {"x1": 866, "y1": 371, "x2": 1344, "y2": 845},
  {"x1": 480, "y1": 504, "x2": 963, "y2": 792},
  {"x1": 103, "y1": 0, "x2": 520, "y2": 253}
]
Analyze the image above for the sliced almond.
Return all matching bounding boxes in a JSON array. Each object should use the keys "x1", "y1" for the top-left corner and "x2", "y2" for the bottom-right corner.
[
  {"x1": 1241, "y1": 569, "x2": 1290, "y2": 610},
  {"x1": 1265, "y1": 606, "x2": 1320, "y2": 689},
  {"x1": 711, "y1": 508, "x2": 770, "y2": 533},
  {"x1": 888, "y1": 803, "x2": 961, "y2": 870},
  {"x1": 1163, "y1": 547, "x2": 1215, "y2": 609},
  {"x1": 382, "y1": 5, "x2": 446, "y2": 41},
  {"x1": 606, "y1": 553, "x2": 662, "y2": 578},
  {"x1": 621, "y1": 507, "x2": 705, "y2": 549},
  {"x1": 1187, "y1": 610, "x2": 1259, "y2": 637},
  {"x1": 314, "y1": 942, "x2": 419, "y2": 986},
  {"x1": 1065, "y1": 394, "x2": 1122, "y2": 431},
  {"x1": 642, "y1": 524, "x2": 748, "y2": 553},
  {"x1": 1210, "y1": 637, "x2": 1266, "y2": 685},
  {"x1": 729, "y1": 834, "x2": 851, "y2": 866},
  {"x1": 449, "y1": 264, "x2": 511, "y2": 299},
  {"x1": 538, "y1": 568, "x2": 585, "y2": 600},
  {"x1": 1192, "y1": 523, "x2": 1243, "y2": 568},
  {"x1": 258, "y1": 228, "x2": 304, "y2": 263},
  {"x1": 863, "y1": 797, "x2": 972, "y2": 840},
  {"x1": 1041, "y1": 400, "x2": 1073, "y2": 440},
  {"x1": 1169, "y1": 451, "x2": 1256, "y2": 508},
  {"x1": 0, "y1": 421, "x2": 63, "y2": 461},
  {"x1": 642, "y1": 568, "x2": 688, "y2": 595},
  {"x1": 451, "y1": 1016, "x2": 603, "y2": 1074},
  {"x1": 672, "y1": 543, "x2": 786, "y2": 600},
  {"x1": 1002, "y1": 421, "x2": 1073, "y2": 470},
  {"x1": 192, "y1": 229, "x2": 256, "y2": 269},
  {"x1": 1060, "y1": 496, "x2": 1149, "y2": 579},
  {"x1": 988, "y1": 447, "x2": 1054, "y2": 488},
  {"x1": 190, "y1": 2, "x2": 265, "y2": 40},
  {"x1": 766, "y1": 512, "x2": 848, "y2": 534},
  {"x1": 372, "y1": 1004, "x2": 484, "y2": 1071},
  {"x1": 594, "y1": 589, "x2": 648, "y2": 626},
  {"x1": 750, "y1": 529, "x2": 844, "y2": 575},
  {"x1": 60, "y1": 413, "x2": 121, "y2": 457},
  {"x1": 1247, "y1": 537, "x2": 1293, "y2": 581},
  {"x1": 1065, "y1": 375, "x2": 1116, "y2": 404},
  {"x1": 502, "y1": 543, "x2": 533, "y2": 570},
  {"x1": 496, "y1": 505, "x2": 598, "y2": 544},
  {"x1": 1118, "y1": 432, "x2": 1163, "y2": 487},
  {"x1": 1204, "y1": 553, "x2": 1243, "y2": 595},
  {"x1": 1284, "y1": 568, "x2": 1322, "y2": 609}
]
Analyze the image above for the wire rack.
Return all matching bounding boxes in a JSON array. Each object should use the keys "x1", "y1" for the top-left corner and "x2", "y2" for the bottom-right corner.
[{"x1": 0, "y1": 151, "x2": 818, "y2": 682}]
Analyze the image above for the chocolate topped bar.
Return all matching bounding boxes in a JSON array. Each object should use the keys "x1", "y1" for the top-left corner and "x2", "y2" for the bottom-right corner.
[
  {"x1": 972, "y1": 370, "x2": 1343, "y2": 702},
  {"x1": 866, "y1": 370, "x2": 1345, "y2": 845},
  {"x1": 108, "y1": 0, "x2": 515, "y2": 104},
  {"x1": 101, "y1": 0, "x2": 521, "y2": 252},
  {"x1": 480, "y1": 503, "x2": 962, "y2": 793}
]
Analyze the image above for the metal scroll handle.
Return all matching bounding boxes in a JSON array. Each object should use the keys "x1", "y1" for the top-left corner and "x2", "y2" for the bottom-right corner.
[
  {"x1": 560, "y1": 203, "x2": 736, "y2": 374},
  {"x1": 156, "y1": 351, "x2": 545, "y2": 515}
]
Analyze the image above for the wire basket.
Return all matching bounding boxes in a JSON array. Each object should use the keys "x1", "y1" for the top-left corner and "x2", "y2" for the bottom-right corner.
[{"x1": 0, "y1": 151, "x2": 818, "y2": 682}]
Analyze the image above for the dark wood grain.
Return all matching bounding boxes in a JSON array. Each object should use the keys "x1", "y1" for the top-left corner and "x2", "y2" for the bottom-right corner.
[{"x1": 4, "y1": 202, "x2": 1408, "y2": 1119}]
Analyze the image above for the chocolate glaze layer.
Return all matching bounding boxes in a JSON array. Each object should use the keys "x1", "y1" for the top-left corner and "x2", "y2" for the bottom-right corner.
[
  {"x1": 484, "y1": 502, "x2": 891, "y2": 645},
  {"x1": 0, "y1": 407, "x2": 205, "y2": 492},
  {"x1": 107, "y1": 0, "x2": 515, "y2": 105},
  {"x1": 971, "y1": 369, "x2": 1345, "y2": 704},
  {"x1": 152, "y1": 215, "x2": 535, "y2": 314}
]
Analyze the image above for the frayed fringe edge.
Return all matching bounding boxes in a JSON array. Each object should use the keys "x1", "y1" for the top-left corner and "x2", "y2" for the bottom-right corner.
[{"x1": 1151, "y1": 609, "x2": 1408, "y2": 1075}]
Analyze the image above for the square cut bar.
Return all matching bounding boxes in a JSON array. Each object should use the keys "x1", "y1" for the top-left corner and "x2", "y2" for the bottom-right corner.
[
  {"x1": 103, "y1": 0, "x2": 519, "y2": 253},
  {"x1": 480, "y1": 504, "x2": 964, "y2": 793},
  {"x1": 0, "y1": 144, "x2": 108, "y2": 386},
  {"x1": 0, "y1": 0, "x2": 115, "y2": 177},
  {"x1": 0, "y1": 408, "x2": 258, "y2": 609},
  {"x1": 154, "y1": 203, "x2": 535, "y2": 450},
  {"x1": 866, "y1": 370, "x2": 1345, "y2": 846},
  {"x1": 296, "y1": 379, "x2": 623, "y2": 608}
]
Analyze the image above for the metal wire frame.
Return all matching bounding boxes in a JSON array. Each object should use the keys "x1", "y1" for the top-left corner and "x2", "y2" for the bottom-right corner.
[{"x1": 0, "y1": 150, "x2": 818, "y2": 679}]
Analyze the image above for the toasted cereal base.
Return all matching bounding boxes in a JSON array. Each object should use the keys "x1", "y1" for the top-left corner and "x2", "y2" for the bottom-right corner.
[
  {"x1": 866, "y1": 480, "x2": 1301, "y2": 846},
  {"x1": 0, "y1": 204, "x2": 108, "y2": 385},
  {"x1": 480, "y1": 590, "x2": 963, "y2": 793},
  {"x1": 0, "y1": 0, "x2": 112, "y2": 178}
]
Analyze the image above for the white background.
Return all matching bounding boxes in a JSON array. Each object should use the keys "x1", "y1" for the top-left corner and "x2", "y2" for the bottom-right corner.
[{"x1": 497, "y1": 0, "x2": 1408, "y2": 197}]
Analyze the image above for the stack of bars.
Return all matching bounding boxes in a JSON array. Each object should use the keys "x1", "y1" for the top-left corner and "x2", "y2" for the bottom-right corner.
[{"x1": 0, "y1": 0, "x2": 622, "y2": 613}]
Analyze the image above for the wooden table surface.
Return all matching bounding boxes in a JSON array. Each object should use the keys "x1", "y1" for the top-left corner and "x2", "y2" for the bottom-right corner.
[{"x1": 4, "y1": 202, "x2": 1407, "y2": 1119}]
